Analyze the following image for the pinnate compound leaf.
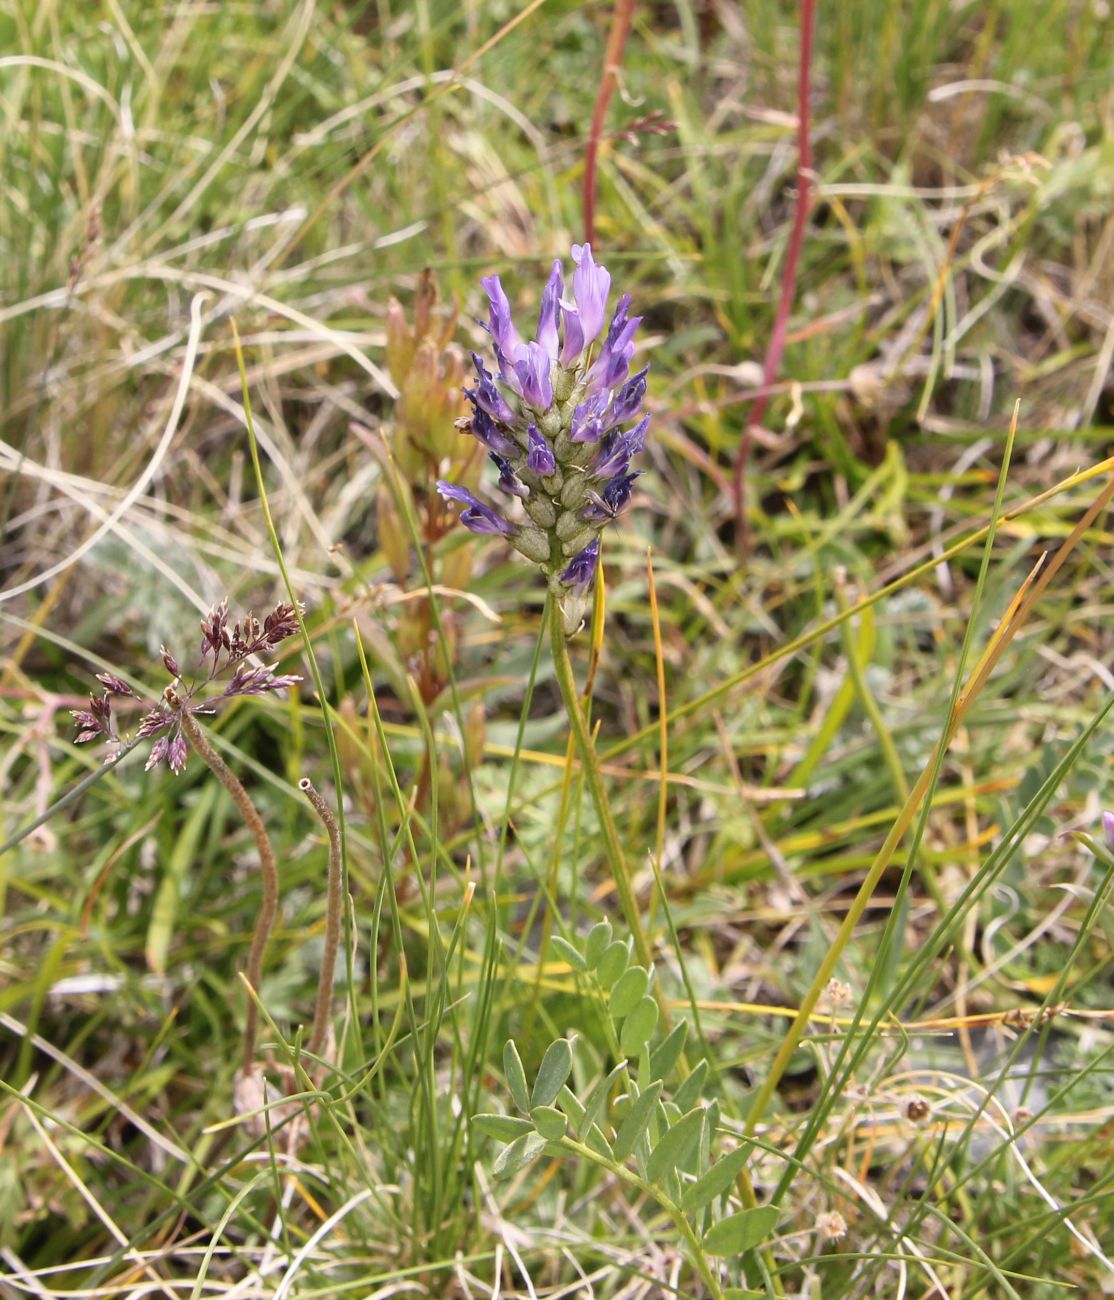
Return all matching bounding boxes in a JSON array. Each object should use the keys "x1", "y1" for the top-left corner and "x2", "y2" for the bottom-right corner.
[
  {"x1": 473, "y1": 1113, "x2": 533, "y2": 1143},
  {"x1": 531, "y1": 1038, "x2": 573, "y2": 1108},
  {"x1": 550, "y1": 935, "x2": 587, "y2": 971},
  {"x1": 681, "y1": 1143, "x2": 753, "y2": 1213},
  {"x1": 620, "y1": 995, "x2": 659, "y2": 1056},
  {"x1": 612, "y1": 1079, "x2": 663, "y2": 1160},
  {"x1": 609, "y1": 965, "x2": 649, "y2": 1017},
  {"x1": 646, "y1": 1105, "x2": 706, "y2": 1183},
  {"x1": 503, "y1": 1040, "x2": 529, "y2": 1112},
  {"x1": 493, "y1": 1130, "x2": 547, "y2": 1179},
  {"x1": 702, "y1": 1205, "x2": 780, "y2": 1256}
]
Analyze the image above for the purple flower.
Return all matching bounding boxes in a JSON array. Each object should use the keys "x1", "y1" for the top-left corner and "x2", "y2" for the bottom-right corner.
[
  {"x1": 491, "y1": 453, "x2": 530, "y2": 498},
  {"x1": 570, "y1": 391, "x2": 609, "y2": 444},
  {"x1": 593, "y1": 416, "x2": 649, "y2": 480},
  {"x1": 514, "y1": 341, "x2": 553, "y2": 409},
  {"x1": 589, "y1": 294, "x2": 642, "y2": 393},
  {"x1": 468, "y1": 407, "x2": 519, "y2": 457},
  {"x1": 1104, "y1": 811, "x2": 1114, "y2": 852},
  {"x1": 560, "y1": 538, "x2": 599, "y2": 592},
  {"x1": 582, "y1": 470, "x2": 641, "y2": 522},
  {"x1": 467, "y1": 353, "x2": 517, "y2": 425},
  {"x1": 481, "y1": 274, "x2": 524, "y2": 363},
  {"x1": 536, "y1": 260, "x2": 563, "y2": 360},
  {"x1": 437, "y1": 481, "x2": 516, "y2": 537},
  {"x1": 526, "y1": 425, "x2": 556, "y2": 476},
  {"x1": 608, "y1": 366, "x2": 649, "y2": 430}
]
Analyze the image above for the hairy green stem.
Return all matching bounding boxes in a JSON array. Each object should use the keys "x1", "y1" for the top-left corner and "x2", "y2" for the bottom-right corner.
[
  {"x1": 175, "y1": 700, "x2": 277, "y2": 1075},
  {"x1": 547, "y1": 604, "x2": 659, "y2": 998},
  {"x1": 299, "y1": 778, "x2": 342, "y2": 1060}
]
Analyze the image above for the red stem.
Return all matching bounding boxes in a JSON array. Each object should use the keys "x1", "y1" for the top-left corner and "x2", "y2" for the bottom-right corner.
[
  {"x1": 583, "y1": 0, "x2": 637, "y2": 245},
  {"x1": 732, "y1": 0, "x2": 816, "y2": 554}
]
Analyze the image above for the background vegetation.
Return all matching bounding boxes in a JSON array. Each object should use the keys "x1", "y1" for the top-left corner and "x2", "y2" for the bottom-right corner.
[{"x1": 2, "y1": 0, "x2": 1112, "y2": 1295}]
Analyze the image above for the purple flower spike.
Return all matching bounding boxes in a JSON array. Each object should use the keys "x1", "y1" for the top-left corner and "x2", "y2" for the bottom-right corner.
[
  {"x1": 481, "y1": 274, "x2": 524, "y2": 362},
  {"x1": 490, "y1": 453, "x2": 530, "y2": 498},
  {"x1": 537, "y1": 260, "x2": 563, "y2": 359},
  {"x1": 561, "y1": 538, "x2": 600, "y2": 592},
  {"x1": 514, "y1": 341, "x2": 553, "y2": 409},
  {"x1": 527, "y1": 424, "x2": 556, "y2": 476},
  {"x1": 570, "y1": 243, "x2": 611, "y2": 347},
  {"x1": 437, "y1": 481, "x2": 516, "y2": 536},
  {"x1": 1104, "y1": 811, "x2": 1114, "y2": 852}
]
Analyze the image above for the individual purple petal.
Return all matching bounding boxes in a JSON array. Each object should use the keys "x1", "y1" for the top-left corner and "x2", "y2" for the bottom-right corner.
[
  {"x1": 570, "y1": 243, "x2": 611, "y2": 348},
  {"x1": 490, "y1": 453, "x2": 530, "y2": 498},
  {"x1": 526, "y1": 425, "x2": 556, "y2": 476},
  {"x1": 559, "y1": 303, "x2": 586, "y2": 367},
  {"x1": 606, "y1": 366, "x2": 649, "y2": 430},
  {"x1": 560, "y1": 538, "x2": 599, "y2": 592},
  {"x1": 436, "y1": 481, "x2": 517, "y2": 537},
  {"x1": 480, "y1": 274, "x2": 524, "y2": 362},
  {"x1": 582, "y1": 470, "x2": 641, "y2": 522},
  {"x1": 468, "y1": 406, "x2": 519, "y2": 457},
  {"x1": 467, "y1": 353, "x2": 517, "y2": 424},
  {"x1": 514, "y1": 341, "x2": 553, "y2": 409},
  {"x1": 536, "y1": 260, "x2": 563, "y2": 359}
]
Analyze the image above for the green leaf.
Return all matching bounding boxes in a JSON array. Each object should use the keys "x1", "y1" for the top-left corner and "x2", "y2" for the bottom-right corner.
[
  {"x1": 620, "y1": 995, "x2": 659, "y2": 1055},
  {"x1": 584, "y1": 919, "x2": 612, "y2": 967},
  {"x1": 550, "y1": 935, "x2": 587, "y2": 971},
  {"x1": 596, "y1": 939, "x2": 630, "y2": 990},
  {"x1": 681, "y1": 1143, "x2": 752, "y2": 1213},
  {"x1": 473, "y1": 1113, "x2": 533, "y2": 1143},
  {"x1": 649, "y1": 1020, "x2": 688, "y2": 1081},
  {"x1": 609, "y1": 965, "x2": 649, "y2": 1018},
  {"x1": 503, "y1": 1040, "x2": 529, "y2": 1113},
  {"x1": 531, "y1": 1038, "x2": 573, "y2": 1108},
  {"x1": 612, "y1": 1079, "x2": 663, "y2": 1160},
  {"x1": 530, "y1": 1105, "x2": 567, "y2": 1139},
  {"x1": 724, "y1": 1290, "x2": 765, "y2": 1299},
  {"x1": 702, "y1": 1206, "x2": 780, "y2": 1256},
  {"x1": 646, "y1": 1106, "x2": 706, "y2": 1184},
  {"x1": 673, "y1": 1058, "x2": 708, "y2": 1111},
  {"x1": 584, "y1": 1061, "x2": 628, "y2": 1135},
  {"x1": 558, "y1": 1084, "x2": 585, "y2": 1128},
  {"x1": 585, "y1": 1122, "x2": 615, "y2": 1160},
  {"x1": 492, "y1": 1130, "x2": 547, "y2": 1179}
]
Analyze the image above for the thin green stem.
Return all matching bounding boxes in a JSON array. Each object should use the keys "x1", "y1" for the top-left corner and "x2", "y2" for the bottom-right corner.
[
  {"x1": 547, "y1": 602, "x2": 661, "y2": 1007},
  {"x1": 175, "y1": 701, "x2": 277, "y2": 1075},
  {"x1": 299, "y1": 778, "x2": 342, "y2": 1060}
]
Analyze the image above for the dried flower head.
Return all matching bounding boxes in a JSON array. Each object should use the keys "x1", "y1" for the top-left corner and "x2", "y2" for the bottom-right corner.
[
  {"x1": 73, "y1": 599, "x2": 304, "y2": 773},
  {"x1": 436, "y1": 245, "x2": 648, "y2": 634}
]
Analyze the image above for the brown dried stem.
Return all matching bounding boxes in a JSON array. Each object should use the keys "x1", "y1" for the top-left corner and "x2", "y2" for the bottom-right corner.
[
  {"x1": 299, "y1": 778, "x2": 343, "y2": 1060},
  {"x1": 172, "y1": 693, "x2": 278, "y2": 1075}
]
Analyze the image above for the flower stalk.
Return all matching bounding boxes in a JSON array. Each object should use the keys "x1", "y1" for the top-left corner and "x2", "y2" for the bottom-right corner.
[
  {"x1": 173, "y1": 694, "x2": 278, "y2": 1075},
  {"x1": 548, "y1": 599, "x2": 662, "y2": 1012},
  {"x1": 299, "y1": 778, "x2": 343, "y2": 1060}
]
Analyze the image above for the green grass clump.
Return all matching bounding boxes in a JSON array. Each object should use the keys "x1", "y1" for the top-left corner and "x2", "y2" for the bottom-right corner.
[{"x1": 2, "y1": 1, "x2": 1113, "y2": 1296}]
